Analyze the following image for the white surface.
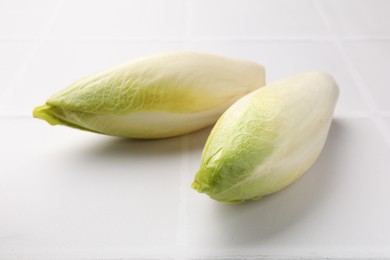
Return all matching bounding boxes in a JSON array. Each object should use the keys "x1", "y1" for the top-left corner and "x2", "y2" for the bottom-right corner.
[{"x1": 1, "y1": 0, "x2": 390, "y2": 259}]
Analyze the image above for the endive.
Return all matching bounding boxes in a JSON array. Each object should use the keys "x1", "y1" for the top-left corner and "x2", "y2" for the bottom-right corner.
[
  {"x1": 192, "y1": 72, "x2": 339, "y2": 204},
  {"x1": 33, "y1": 52, "x2": 265, "y2": 139}
]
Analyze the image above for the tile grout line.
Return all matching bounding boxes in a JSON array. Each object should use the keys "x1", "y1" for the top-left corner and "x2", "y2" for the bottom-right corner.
[
  {"x1": 335, "y1": 45, "x2": 390, "y2": 150},
  {"x1": 2, "y1": 36, "x2": 390, "y2": 42},
  {"x1": 173, "y1": 2, "x2": 194, "y2": 259},
  {"x1": 0, "y1": 35, "x2": 332, "y2": 42},
  {"x1": 314, "y1": 0, "x2": 390, "y2": 150},
  {"x1": 0, "y1": 0, "x2": 65, "y2": 110},
  {"x1": 175, "y1": 134, "x2": 190, "y2": 260},
  {"x1": 333, "y1": 47, "x2": 390, "y2": 150}
]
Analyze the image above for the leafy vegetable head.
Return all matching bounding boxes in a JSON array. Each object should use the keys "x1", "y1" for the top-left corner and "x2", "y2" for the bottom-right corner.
[
  {"x1": 192, "y1": 72, "x2": 339, "y2": 203},
  {"x1": 33, "y1": 52, "x2": 265, "y2": 138}
]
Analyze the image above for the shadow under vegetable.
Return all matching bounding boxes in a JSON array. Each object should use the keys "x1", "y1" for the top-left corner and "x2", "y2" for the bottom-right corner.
[
  {"x1": 76, "y1": 125, "x2": 213, "y2": 160},
  {"x1": 63, "y1": 118, "x2": 346, "y2": 246},
  {"x1": 209, "y1": 119, "x2": 346, "y2": 246}
]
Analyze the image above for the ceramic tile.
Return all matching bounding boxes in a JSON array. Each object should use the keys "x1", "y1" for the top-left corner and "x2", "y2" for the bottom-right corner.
[
  {"x1": 341, "y1": 40, "x2": 390, "y2": 111},
  {"x1": 186, "y1": 118, "x2": 390, "y2": 257},
  {"x1": 383, "y1": 118, "x2": 390, "y2": 140},
  {"x1": 0, "y1": 0, "x2": 60, "y2": 38},
  {"x1": 0, "y1": 117, "x2": 181, "y2": 258},
  {"x1": 0, "y1": 40, "x2": 33, "y2": 98},
  {"x1": 47, "y1": 0, "x2": 187, "y2": 39},
  {"x1": 319, "y1": 0, "x2": 390, "y2": 37},
  {"x1": 189, "y1": 0, "x2": 329, "y2": 38}
]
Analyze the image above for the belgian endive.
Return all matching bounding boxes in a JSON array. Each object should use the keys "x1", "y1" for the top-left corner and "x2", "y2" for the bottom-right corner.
[
  {"x1": 192, "y1": 72, "x2": 339, "y2": 204},
  {"x1": 33, "y1": 52, "x2": 265, "y2": 138}
]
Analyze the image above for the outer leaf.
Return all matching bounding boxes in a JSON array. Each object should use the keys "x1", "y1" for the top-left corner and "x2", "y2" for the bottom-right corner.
[
  {"x1": 33, "y1": 52, "x2": 265, "y2": 138},
  {"x1": 192, "y1": 72, "x2": 339, "y2": 203}
]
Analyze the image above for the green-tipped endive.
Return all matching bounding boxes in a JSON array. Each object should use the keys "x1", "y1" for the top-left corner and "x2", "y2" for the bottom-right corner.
[
  {"x1": 192, "y1": 72, "x2": 339, "y2": 204},
  {"x1": 33, "y1": 52, "x2": 265, "y2": 139}
]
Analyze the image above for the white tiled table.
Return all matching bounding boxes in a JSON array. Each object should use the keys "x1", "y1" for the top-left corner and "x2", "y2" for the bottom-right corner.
[{"x1": 1, "y1": 0, "x2": 390, "y2": 259}]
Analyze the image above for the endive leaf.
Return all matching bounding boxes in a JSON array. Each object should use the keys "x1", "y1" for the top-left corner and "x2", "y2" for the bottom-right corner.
[
  {"x1": 192, "y1": 72, "x2": 339, "y2": 203},
  {"x1": 33, "y1": 52, "x2": 265, "y2": 139}
]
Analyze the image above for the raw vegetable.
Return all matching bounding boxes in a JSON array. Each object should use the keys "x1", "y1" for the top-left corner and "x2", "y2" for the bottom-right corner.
[
  {"x1": 33, "y1": 52, "x2": 265, "y2": 139},
  {"x1": 192, "y1": 72, "x2": 339, "y2": 203}
]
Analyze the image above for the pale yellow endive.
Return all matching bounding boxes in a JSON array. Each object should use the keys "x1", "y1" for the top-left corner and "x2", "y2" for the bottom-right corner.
[
  {"x1": 33, "y1": 52, "x2": 265, "y2": 138},
  {"x1": 192, "y1": 72, "x2": 339, "y2": 203}
]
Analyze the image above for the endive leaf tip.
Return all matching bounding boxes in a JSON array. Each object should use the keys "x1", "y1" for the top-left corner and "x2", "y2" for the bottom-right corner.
[
  {"x1": 297, "y1": 71, "x2": 340, "y2": 98},
  {"x1": 33, "y1": 104, "x2": 62, "y2": 126},
  {"x1": 312, "y1": 70, "x2": 340, "y2": 94},
  {"x1": 307, "y1": 70, "x2": 337, "y2": 82}
]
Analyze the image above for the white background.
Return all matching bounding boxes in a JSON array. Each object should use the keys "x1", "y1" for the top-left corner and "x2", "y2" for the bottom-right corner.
[{"x1": 1, "y1": 0, "x2": 390, "y2": 259}]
